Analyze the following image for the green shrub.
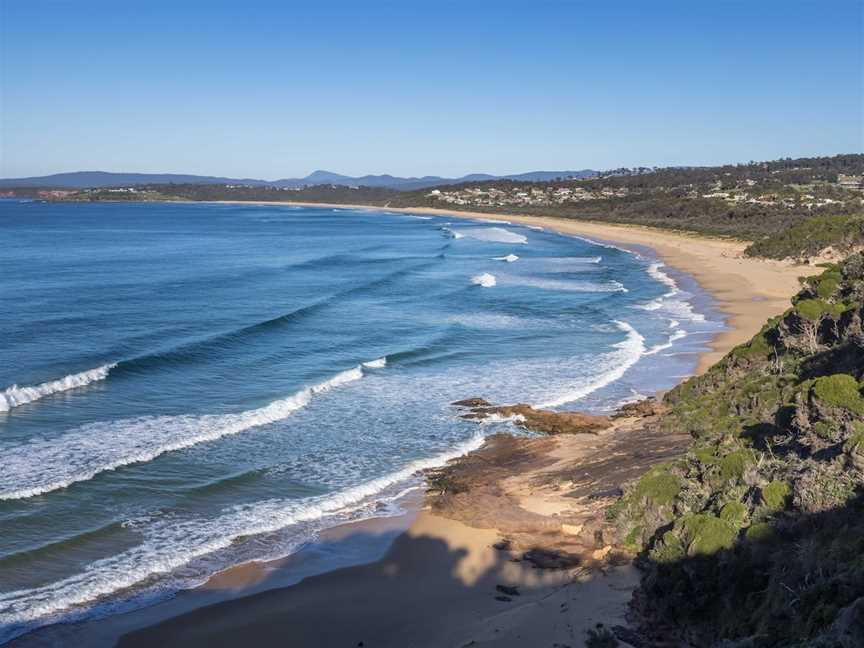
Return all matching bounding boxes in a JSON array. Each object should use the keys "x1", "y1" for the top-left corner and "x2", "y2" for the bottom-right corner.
[
  {"x1": 680, "y1": 514, "x2": 738, "y2": 556},
  {"x1": 623, "y1": 524, "x2": 643, "y2": 550},
  {"x1": 633, "y1": 466, "x2": 680, "y2": 506},
  {"x1": 731, "y1": 331, "x2": 771, "y2": 360},
  {"x1": 720, "y1": 501, "x2": 749, "y2": 527},
  {"x1": 693, "y1": 446, "x2": 719, "y2": 465},
  {"x1": 762, "y1": 481, "x2": 792, "y2": 511},
  {"x1": 745, "y1": 215, "x2": 864, "y2": 260},
  {"x1": 815, "y1": 274, "x2": 840, "y2": 298},
  {"x1": 720, "y1": 449, "x2": 752, "y2": 482},
  {"x1": 745, "y1": 522, "x2": 774, "y2": 542},
  {"x1": 649, "y1": 530, "x2": 685, "y2": 563},
  {"x1": 813, "y1": 421, "x2": 840, "y2": 442},
  {"x1": 812, "y1": 374, "x2": 864, "y2": 415},
  {"x1": 844, "y1": 422, "x2": 864, "y2": 453}
]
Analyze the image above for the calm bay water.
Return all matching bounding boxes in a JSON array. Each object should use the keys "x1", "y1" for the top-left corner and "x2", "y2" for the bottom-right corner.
[{"x1": 0, "y1": 200, "x2": 722, "y2": 642}]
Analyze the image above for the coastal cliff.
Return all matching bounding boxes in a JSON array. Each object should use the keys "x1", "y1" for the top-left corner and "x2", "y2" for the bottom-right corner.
[
  {"x1": 608, "y1": 253, "x2": 864, "y2": 646},
  {"x1": 427, "y1": 253, "x2": 864, "y2": 646}
]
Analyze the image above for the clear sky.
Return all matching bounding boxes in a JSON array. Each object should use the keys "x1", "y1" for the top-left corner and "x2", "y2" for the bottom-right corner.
[{"x1": 1, "y1": 0, "x2": 861, "y2": 179}]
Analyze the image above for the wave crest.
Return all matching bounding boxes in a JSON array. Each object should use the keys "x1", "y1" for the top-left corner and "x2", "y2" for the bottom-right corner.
[
  {"x1": 536, "y1": 320, "x2": 645, "y2": 408},
  {"x1": 0, "y1": 361, "x2": 383, "y2": 502},
  {"x1": 0, "y1": 364, "x2": 117, "y2": 412},
  {"x1": 0, "y1": 434, "x2": 487, "y2": 642},
  {"x1": 471, "y1": 273, "x2": 497, "y2": 288}
]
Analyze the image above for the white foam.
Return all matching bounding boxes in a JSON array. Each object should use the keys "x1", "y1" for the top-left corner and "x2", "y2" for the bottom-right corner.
[
  {"x1": 541, "y1": 256, "x2": 601, "y2": 265},
  {"x1": 525, "y1": 225, "x2": 544, "y2": 231},
  {"x1": 362, "y1": 357, "x2": 387, "y2": 369},
  {"x1": 441, "y1": 226, "x2": 464, "y2": 239},
  {"x1": 503, "y1": 276, "x2": 627, "y2": 293},
  {"x1": 459, "y1": 227, "x2": 527, "y2": 244},
  {"x1": 0, "y1": 433, "x2": 487, "y2": 641},
  {"x1": 635, "y1": 262, "x2": 706, "y2": 322},
  {"x1": 645, "y1": 329, "x2": 689, "y2": 355},
  {"x1": 0, "y1": 364, "x2": 117, "y2": 412},
  {"x1": 476, "y1": 218, "x2": 512, "y2": 225},
  {"x1": 493, "y1": 254, "x2": 519, "y2": 263},
  {"x1": 536, "y1": 320, "x2": 645, "y2": 408},
  {"x1": 476, "y1": 412, "x2": 526, "y2": 425},
  {"x1": 0, "y1": 363, "x2": 380, "y2": 501},
  {"x1": 646, "y1": 262, "x2": 678, "y2": 290},
  {"x1": 471, "y1": 273, "x2": 497, "y2": 288},
  {"x1": 615, "y1": 389, "x2": 649, "y2": 408}
]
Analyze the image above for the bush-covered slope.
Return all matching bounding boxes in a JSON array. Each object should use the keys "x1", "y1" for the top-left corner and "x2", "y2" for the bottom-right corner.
[
  {"x1": 744, "y1": 214, "x2": 864, "y2": 260},
  {"x1": 608, "y1": 254, "x2": 864, "y2": 646}
]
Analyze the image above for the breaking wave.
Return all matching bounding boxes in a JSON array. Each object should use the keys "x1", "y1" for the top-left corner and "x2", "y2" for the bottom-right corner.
[
  {"x1": 471, "y1": 273, "x2": 497, "y2": 288},
  {"x1": 635, "y1": 262, "x2": 705, "y2": 322},
  {"x1": 645, "y1": 329, "x2": 689, "y2": 355},
  {"x1": 458, "y1": 227, "x2": 527, "y2": 244},
  {"x1": 493, "y1": 254, "x2": 519, "y2": 262},
  {"x1": 441, "y1": 226, "x2": 464, "y2": 239},
  {"x1": 0, "y1": 362, "x2": 383, "y2": 502},
  {"x1": 0, "y1": 433, "x2": 487, "y2": 644},
  {"x1": 0, "y1": 365, "x2": 117, "y2": 412},
  {"x1": 504, "y1": 276, "x2": 627, "y2": 292},
  {"x1": 536, "y1": 320, "x2": 645, "y2": 408}
]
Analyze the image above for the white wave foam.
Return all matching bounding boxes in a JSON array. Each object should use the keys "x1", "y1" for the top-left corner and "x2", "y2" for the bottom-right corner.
[
  {"x1": 504, "y1": 276, "x2": 626, "y2": 293},
  {"x1": 635, "y1": 262, "x2": 706, "y2": 322},
  {"x1": 525, "y1": 225, "x2": 544, "y2": 231},
  {"x1": 541, "y1": 256, "x2": 601, "y2": 265},
  {"x1": 647, "y1": 262, "x2": 678, "y2": 290},
  {"x1": 644, "y1": 329, "x2": 688, "y2": 355},
  {"x1": 615, "y1": 389, "x2": 649, "y2": 408},
  {"x1": 536, "y1": 320, "x2": 645, "y2": 408},
  {"x1": 0, "y1": 364, "x2": 117, "y2": 412},
  {"x1": 471, "y1": 273, "x2": 497, "y2": 288},
  {"x1": 0, "y1": 434, "x2": 487, "y2": 641},
  {"x1": 0, "y1": 363, "x2": 380, "y2": 502},
  {"x1": 441, "y1": 226, "x2": 464, "y2": 239},
  {"x1": 493, "y1": 254, "x2": 519, "y2": 262},
  {"x1": 459, "y1": 227, "x2": 527, "y2": 244},
  {"x1": 362, "y1": 357, "x2": 387, "y2": 369},
  {"x1": 476, "y1": 218, "x2": 512, "y2": 225},
  {"x1": 444, "y1": 313, "x2": 542, "y2": 329}
]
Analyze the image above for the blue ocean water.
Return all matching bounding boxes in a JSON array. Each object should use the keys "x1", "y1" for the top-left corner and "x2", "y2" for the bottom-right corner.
[{"x1": 0, "y1": 200, "x2": 722, "y2": 642}]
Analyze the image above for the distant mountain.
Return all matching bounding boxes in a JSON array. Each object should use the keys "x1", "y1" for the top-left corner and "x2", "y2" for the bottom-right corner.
[{"x1": 0, "y1": 169, "x2": 596, "y2": 190}]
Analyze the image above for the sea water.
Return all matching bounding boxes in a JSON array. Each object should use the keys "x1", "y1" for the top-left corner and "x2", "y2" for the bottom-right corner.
[{"x1": 0, "y1": 200, "x2": 722, "y2": 642}]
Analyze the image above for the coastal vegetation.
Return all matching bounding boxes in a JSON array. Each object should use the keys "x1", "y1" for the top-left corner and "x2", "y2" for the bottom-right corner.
[
  {"x1": 11, "y1": 154, "x2": 862, "y2": 262},
  {"x1": 607, "y1": 254, "x2": 864, "y2": 646}
]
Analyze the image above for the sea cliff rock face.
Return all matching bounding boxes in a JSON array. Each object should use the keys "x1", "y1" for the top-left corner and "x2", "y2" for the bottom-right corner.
[{"x1": 606, "y1": 254, "x2": 864, "y2": 646}]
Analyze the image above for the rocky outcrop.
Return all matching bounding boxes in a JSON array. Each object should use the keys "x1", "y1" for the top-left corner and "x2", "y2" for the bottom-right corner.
[{"x1": 453, "y1": 400, "x2": 612, "y2": 435}]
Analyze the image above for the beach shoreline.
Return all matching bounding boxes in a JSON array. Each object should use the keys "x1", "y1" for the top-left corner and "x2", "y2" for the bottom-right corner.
[
  {"x1": 24, "y1": 202, "x2": 819, "y2": 648},
  {"x1": 218, "y1": 200, "x2": 818, "y2": 374}
]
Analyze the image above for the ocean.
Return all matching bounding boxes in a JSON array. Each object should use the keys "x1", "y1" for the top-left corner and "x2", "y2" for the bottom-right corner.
[{"x1": 0, "y1": 200, "x2": 722, "y2": 642}]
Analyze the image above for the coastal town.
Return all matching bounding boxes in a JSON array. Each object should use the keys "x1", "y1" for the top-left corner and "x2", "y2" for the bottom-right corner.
[{"x1": 424, "y1": 173, "x2": 864, "y2": 210}]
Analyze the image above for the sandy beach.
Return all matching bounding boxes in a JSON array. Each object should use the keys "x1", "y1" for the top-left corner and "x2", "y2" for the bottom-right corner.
[
  {"x1": 111, "y1": 203, "x2": 819, "y2": 648},
  {"x1": 221, "y1": 201, "x2": 819, "y2": 374}
]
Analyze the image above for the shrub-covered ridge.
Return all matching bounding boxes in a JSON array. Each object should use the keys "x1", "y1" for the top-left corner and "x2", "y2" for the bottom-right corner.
[{"x1": 608, "y1": 253, "x2": 864, "y2": 646}]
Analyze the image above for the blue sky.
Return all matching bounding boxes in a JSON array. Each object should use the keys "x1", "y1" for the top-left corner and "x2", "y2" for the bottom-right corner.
[{"x1": 1, "y1": 0, "x2": 861, "y2": 178}]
